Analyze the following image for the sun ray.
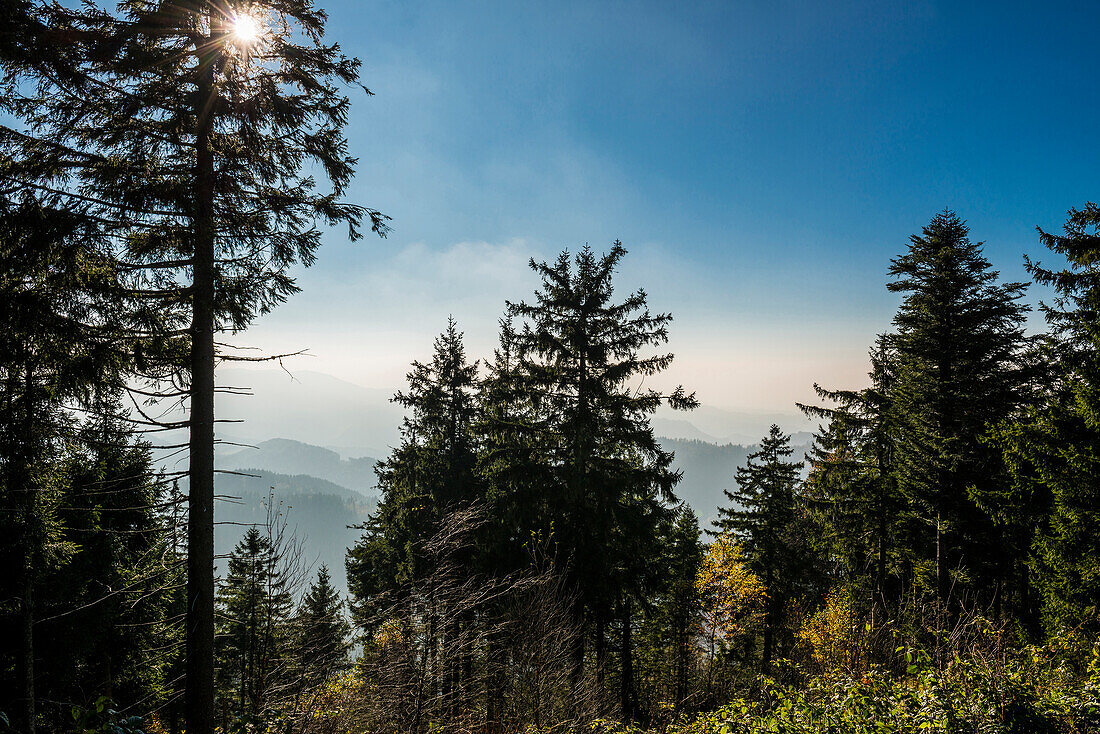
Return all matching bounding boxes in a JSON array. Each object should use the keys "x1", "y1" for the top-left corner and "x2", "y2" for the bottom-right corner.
[{"x1": 231, "y1": 12, "x2": 261, "y2": 45}]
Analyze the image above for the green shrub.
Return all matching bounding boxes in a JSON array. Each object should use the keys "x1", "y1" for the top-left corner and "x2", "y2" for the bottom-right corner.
[{"x1": 575, "y1": 634, "x2": 1100, "y2": 734}]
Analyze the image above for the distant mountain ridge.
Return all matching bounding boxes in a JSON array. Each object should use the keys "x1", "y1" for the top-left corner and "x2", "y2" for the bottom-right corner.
[
  {"x1": 201, "y1": 466, "x2": 375, "y2": 597},
  {"x1": 212, "y1": 434, "x2": 813, "y2": 547},
  {"x1": 659, "y1": 436, "x2": 812, "y2": 529},
  {"x1": 217, "y1": 467, "x2": 367, "y2": 501},
  {"x1": 200, "y1": 431, "x2": 817, "y2": 596},
  {"x1": 219, "y1": 438, "x2": 377, "y2": 494},
  {"x1": 174, "y1": 368, "x2": 813, "y2": 456}
]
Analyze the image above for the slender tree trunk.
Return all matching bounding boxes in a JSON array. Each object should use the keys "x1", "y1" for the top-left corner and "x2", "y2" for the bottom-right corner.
[
  {"x1": 461, "y1": 612, "x2": 473, "y2": 720},
  {"x1": 484, "y1": 630, "x2": 502, "y2": 733},
  {"x1": 443, "y1": 618, "x2": 458, "y2": 718},
  {"x1": 674, "y1": 617, "x2": 687, "y2": 707},
  {"x1": 569, "y1": 617, "x2": 587, "y2": 718},
  {"x1": 594, "y1": 612, "x2": 606, "y2": 710},
  {"x1": 185, "y1": 10, "x2": 218, "y2": 733},
  {"x1": 16, "y1": 363, "x2": 36, "y2": 734},
  {"x1": 619, "y1": 598, "x2": 635, "y2": 722},
  {"x1": 935, "y1": 511, "x2": 943, "y2": 607},
  {"x1": 762, "y1": 564, "x2": 774, "y2": 671},
  {"x1": 1020, "y1": 563, "x2": 1038, "y2": 640},
  {"x1": 19, "y1": 556, "x2": 35, "y2": 734}
]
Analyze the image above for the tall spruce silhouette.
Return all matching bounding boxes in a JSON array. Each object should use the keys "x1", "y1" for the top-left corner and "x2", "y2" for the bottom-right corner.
[
  {"x1": 216, "y1": 525, "x2": 295, "y2": 722},
  {"x1": 293, "y1": 565, "x2": 351, "y2": 688},
  {"x1": 716, "y1": 425, "x2": 803, "y2": 668},
  {"x1": 0, "y1": 200, "x2": 133, "y2": 731},
  {"x1": 887, "y1": 211, "x2": 1030, "y2": 608},
  {"x1": 347, "y1": 319, "x2": 482, "y2": 612},
  {"x1": 799, "y1": 334, "x2": 902, "y2": 623},
  {"x1": 2, "y1": 3, "x2": 386, "y2": 731},
  {"x1": 991, "y1": 204, "x2": 1100, "y2": 631},
  {"x1": 505, "y1": 242, "x2": 697, "y2": 700}
]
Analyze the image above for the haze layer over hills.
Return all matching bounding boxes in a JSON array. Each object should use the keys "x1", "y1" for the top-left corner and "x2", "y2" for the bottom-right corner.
[
  {"x1": 211, "y1": 367, "x2": 813, "y2": 452},
  {"x1": 173, "y1": 367, "x2": 814, "y2": 594}
]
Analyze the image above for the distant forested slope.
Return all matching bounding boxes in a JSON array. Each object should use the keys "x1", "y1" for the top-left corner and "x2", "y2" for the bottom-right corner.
[
  {"x1": 219, "y1": 438, "x2": 377, "y2": 493},
  {"x1": 201, "y1": 468, "x2": 376, "y2": 595},
  {"x1": 210, "y1": 436, "x2": 807, "y2": 544},
  {"x1": 660, "y1": 437, "x2": 811, "y2": 527}
]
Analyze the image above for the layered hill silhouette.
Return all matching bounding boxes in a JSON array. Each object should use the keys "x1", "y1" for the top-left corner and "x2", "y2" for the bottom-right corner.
[
  {"x1": 177, "y1": 368, "x2": 814, "y2": 594},
  {"x1": 205, "y1": 367, "x2": 812, "y2": 452},
  {"x1": 219, "y1": 438, "x2": 378, "y2": 494},
  {"x1": 202, "y1": 434, "x2": 810, "y2": 597}
]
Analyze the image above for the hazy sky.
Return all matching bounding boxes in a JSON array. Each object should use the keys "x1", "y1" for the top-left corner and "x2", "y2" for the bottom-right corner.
[{"x1": 240, "y1": 0, "x2": 1098, "y2": 414}]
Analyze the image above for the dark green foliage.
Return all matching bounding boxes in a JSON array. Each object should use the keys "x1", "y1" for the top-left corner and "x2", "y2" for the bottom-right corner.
[
  {"x1": 3, "y1": 3, "x2": 385, "y2": 728},
  {"x1": 6, "y1": 10, "x2": 1100, "y2": 721},
  {"x1": 346, "y1": 319, "x2": 483, "y2": 627},
  {"x1": 2, "y1": 0, "x2": 386, "y2": 318},
  {"x1": 716, "y1": 425, "x2": 806, "y2": 668},
  {"x1": 30, "y1": 409, "x2": 175, "y2": 729},
  {"x1": 886, "y1": 211, "x2": 1032, "y2": 609},
  {"x1": 216, "y1": 524, "x2": 296, "y2": 723},
  {"x1": 799, "y1": 335, "x2": 904, "y2": 619},
  {"x1": 392, "y1": 317, "x2": 482, "y2": 514},
  {"x1": 504, "y1": 244, "x2": 696, "y2": 677},
  {"x1": 292, "y1": 565, "x2": 351, "y2": 688},
  {"x1": 0, "y1": 199, "x2": 138, "y2": 733},
  {"x1": 638, "y1": 506, "x2": 704, "y2": 711},
  {"x1": 477, "y1": 317, "x2": 558, "y2": 574},
  {"x1": 625, "y1": 629, "x2": 1100, "y2": 734},
  {"x1": 346, "y1": 244, "x2": 697, "y2": 721},
  {"x1": 991, "y1": 204, "x2": 1100, "y2": 632}
]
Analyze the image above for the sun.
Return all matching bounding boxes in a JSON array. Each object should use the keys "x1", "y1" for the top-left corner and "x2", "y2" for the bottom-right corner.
[{"x1": 231, "y1": 12, "x2": 261, "y2": 45}]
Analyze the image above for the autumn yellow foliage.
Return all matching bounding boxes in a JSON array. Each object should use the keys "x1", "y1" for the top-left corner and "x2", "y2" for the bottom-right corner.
[
  {"x1": 796, "y1": 586, "x2": 869, "y2": 673},
  {"x1": 695, "y1": 533, "x2": 765, "y2": 658},
  {"x1": 372, "y1": 616, "x2": 405, "y2": 649}
]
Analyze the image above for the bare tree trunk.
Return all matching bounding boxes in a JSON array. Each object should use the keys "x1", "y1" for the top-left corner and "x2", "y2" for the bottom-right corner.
[
  {"x1": 619, "y1": 598, "x2": 635, "y2": 722},
  {"x1": 935, "y1": 511, "x2": 944, "y2": 608},
  {"x1": 674, "y1": 614, "x2": 688, "y2": 707},
  {"x1": 569, "y1": 617, "x2": 586, "y2": 718},
  {"x1": 16, "y1": 362, "x2": 36, "y2": 734},
  {"x1": 762, "y1": 566, "x2": 774, "y2": 671},
  {"x1": 19, "y1": 557, "x2": 35, "y2": 734},
  {"x1": 185, "y1": 8, "x2": 218, "y2": 733},
  {"x1": 595, "y1": 612, "x2": 606, "y2": 710},
  {"x1": 875, "y1": 488, "x2": 887, "y2": 628}
]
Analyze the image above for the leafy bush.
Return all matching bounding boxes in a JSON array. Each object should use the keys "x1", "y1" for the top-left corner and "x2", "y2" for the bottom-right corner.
[
  {"x1": 68, "y1": 697, "x2": 145, "y2": 734},
  {"x1": 575, "y1": 633, "x2": 1100, "y2": 734},
  {"x1": 796, "y1": 587, "x2": 869, "y2": 675}
]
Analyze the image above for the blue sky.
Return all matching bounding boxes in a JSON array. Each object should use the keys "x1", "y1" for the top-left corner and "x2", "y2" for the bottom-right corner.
[{"x1": 243, "y1": 0, "x2": 1099, "y2": 415}]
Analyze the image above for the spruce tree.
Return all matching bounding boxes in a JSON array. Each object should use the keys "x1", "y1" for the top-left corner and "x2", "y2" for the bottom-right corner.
[
  {"x1": 799, "y1": 334, "x2": 903, "y2": 622},
  {"x1": 504, "y1": 242, "x2": 697, "y2": 697},
  {"x1": 991, "y1": 203, "x2": 1100, "y2": 631},
  {"x1": 3, "y1": 5, "x2": 386, "y2": 731},
  {"x1": 216, "y1": 525, "x2": 295, "y2": 724},
  {"x1": 663, "y1": 507, "x2": 703, "y2": 707},
  {"x1": 36, "y1": 406, "x2": 174, "y2": 727},
  {"x1": 293, "y1": 565, "x2": 350, "y2": 687},
  {"x1": 0, "y1": 199, "x2": 130, "y2": 732},
  {"x1": 347, "y1": 319, "x2": 482, "y2": 621},
  {"x1": 716, "y1": 425, "x2": 803, "y2": 669},
  {"x1": 887, "y1": 211, "x2": 1030, "y2": 609},
  {"x1": 391, "y1": 317, "x2": 482, "y2": 515},
  {"x1": 477, "y1": 317, "x2": 556, "y2": 574},
  {"x1": 346, "y1": 320, "x2": 486, "y2": 720}
]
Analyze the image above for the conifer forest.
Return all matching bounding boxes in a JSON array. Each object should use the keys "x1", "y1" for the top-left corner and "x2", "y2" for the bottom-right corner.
[{"x1": 2, "y1": 1, "x2": 1099, "y2": 733}]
